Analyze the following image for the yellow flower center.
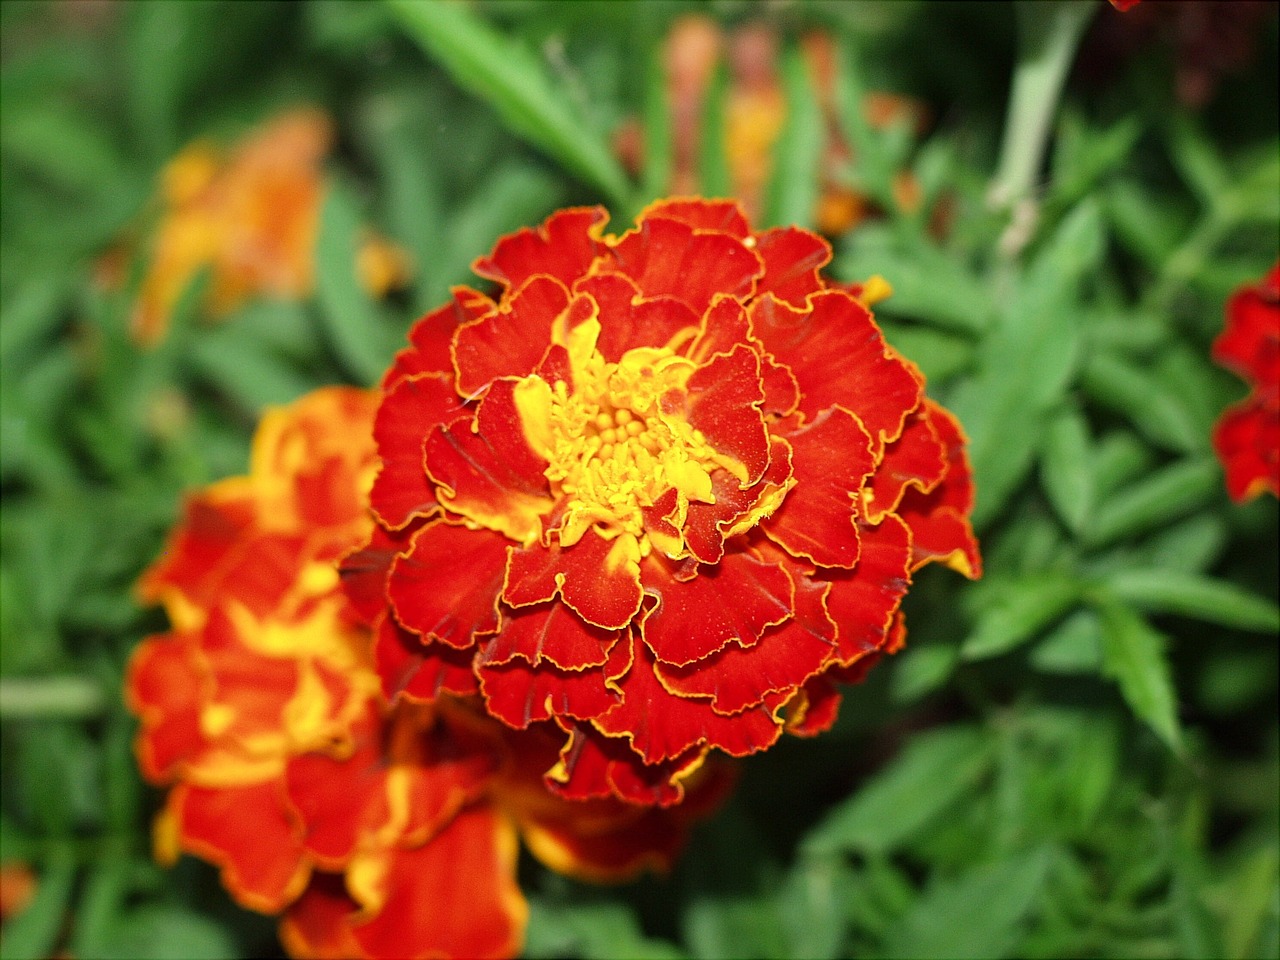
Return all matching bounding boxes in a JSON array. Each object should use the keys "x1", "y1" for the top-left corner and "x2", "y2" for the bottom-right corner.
[{"x1": 514, "y1": 310, "x2": 744, "y2": 566}]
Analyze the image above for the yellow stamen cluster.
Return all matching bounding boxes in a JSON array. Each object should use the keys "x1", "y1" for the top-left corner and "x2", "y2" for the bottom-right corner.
[{"x1": 515, "y1": 316, "x2": 743, "y2": 570}]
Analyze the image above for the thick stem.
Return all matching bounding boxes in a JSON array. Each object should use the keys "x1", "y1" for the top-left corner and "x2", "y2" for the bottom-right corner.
[{"x1": 0, "y1": 676, "x2": 106, "y2": 719}]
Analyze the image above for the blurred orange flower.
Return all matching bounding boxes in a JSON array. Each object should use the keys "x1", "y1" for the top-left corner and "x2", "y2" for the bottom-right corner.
[
  {"x1": 128, "y1": 387, "x2": 723, "y2": 959},
  {"x1": 351, "y1": 198, "x2": 980, "y2": 809},
  {"x1": 128, "y1": 109, "x2": 410, "y2": 347},
  {"x1": 1213, "y1": 264, "x2": 1280, "y2": 502}
]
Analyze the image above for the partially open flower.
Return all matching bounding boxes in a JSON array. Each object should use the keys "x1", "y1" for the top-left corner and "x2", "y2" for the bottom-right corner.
[
  {"x1": 349, "y1": 198, "x2": 981, "y2": 808},
  {"x1": 1212, "y1": 263, "x2": 1280, "y2": 502},
  {"x1": 128, "y1": 386, "x2": 721, "y2": 959}
]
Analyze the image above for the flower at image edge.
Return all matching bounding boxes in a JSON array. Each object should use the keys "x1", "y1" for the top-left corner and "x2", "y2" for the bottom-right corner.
[
  {"x1": 1212, "y1": 263, "x2": 1280, "y2": 502},
  {"x1": 348, "y1": 197, "x2": 982, "y2": 809}
]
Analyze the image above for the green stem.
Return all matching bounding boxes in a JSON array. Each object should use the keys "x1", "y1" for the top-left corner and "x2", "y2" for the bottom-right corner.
[
  {"x1": 0, "y1": 676, "x2": 107, "y2": 719},
  {"x1": 989, "y1": 1, "x2": 1097, "y2": 212}
]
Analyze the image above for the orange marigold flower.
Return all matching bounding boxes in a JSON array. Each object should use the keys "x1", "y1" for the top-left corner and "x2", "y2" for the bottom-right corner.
[
  {"x1": 129, "y1": 386, "x2": 719, "y2": 959},
  {"x1": 350, "y1": 199, "x2": 982, "y2": 808},
  {"x1": 1212, "y1": 263, "x2": 1280, "y2": 502}
]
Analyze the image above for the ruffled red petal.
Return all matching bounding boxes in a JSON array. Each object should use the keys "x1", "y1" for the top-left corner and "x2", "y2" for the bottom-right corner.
[
  {"x1": 749, "y1": 291, "x2": 921, "y2": 447},
  {"x1": 478, "y1": 657, "x2": 619, "y2": 728},
  {"x1": 577, "y1": 272, "x2": 699, "y2": 362},
  {"x1": 279, "y1": 873, "x2": 365, "y2": 960},
  {"x1": 765, "y1": 408, "x2": 876, "y2": 568},
  {"x1": 172, "y1": 781, "x2": 309, "y2": 913},
  {"x1": 819, "y1": 514, "x2": 913, "y2": 666},
  {"x1": 387, "y1": 521, "x2": 507, "y2": 648},
  {"x1": 783, "y1": 675, "x2": 843, "y2": 738},
  {"x1": 606, "y1": 215, "x2": 763, "y2": 316},
  {"x1": 1214, "y1": 397, "x2": 1280, "y2": 502},
  {"x1": 370, "y1": 373, "x2": 464, "y2": 531},
  {"x1": 374, "y1": 614, "x2": 480, "y2": 701},
  {"x1": 340, "y1": 524, "x2": 416, "y2": 628},
  {"x1": 1213, "y1": 262, "x2": 1279, "y2": 388},
  {"x1": 349, "y1": 806, "x2": 526, "y2": 960},
  {"x1": 682, "y1": 344, "x2": 770, "y2": 484},
  {"x1": 472, "y1": 206, "x2": 607, "y2": 292},
  {"x1": 682, "y1": 437, "x2": 793, "y2": 565},
  {"x1": 502, "y1": 533, "x2": 644, "y2": 630},
  {"x1": 865, "y1": 406, "x2": 948, "y2": 523},
  {"x1": 753, "y1": 226, "x2": 832, "y2": 306},
  {"x1": 481, "y1": 601, "x2": 618, "y2": 671},
  {"x1": 382, "y1": 287, "x2": 495, "y2": 390},
  {"x1": 592, "y1": 636, "x2": 782, "y2": 763},
  {"x1": 136, "y1": 491, "x2": 256, "y2": 611},
  {"x1": 127, "y1": 634, "x2": 206, "y2": 782},
  {"x1": 642, "y1": 197, "x2": 751, "y2": 238},
  {"x1": 548, "y1": 723, "x2": 702, "y2": 807},
  {"x1": 452, "y1": 276, "x2": 572, "y2": 397},
  {"x1": 640, "y1": 551, "x2": 794, "y2": 666}
]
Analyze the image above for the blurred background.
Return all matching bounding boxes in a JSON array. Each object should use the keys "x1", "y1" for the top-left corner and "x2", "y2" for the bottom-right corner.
[{"x1": 1, "y1": 1, "x2": 1277, "y2": 957}]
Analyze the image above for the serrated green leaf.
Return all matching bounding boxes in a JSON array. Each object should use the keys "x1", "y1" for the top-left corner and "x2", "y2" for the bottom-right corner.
[
  {"x1": 1040, "y1": 405, "x2": 1093, "y2": 534},
  {"x1": 1104, "y1": 569, "x2": 1280, "y2": 633},
  {"x1": 803, "y1": 726, "x2": 994, "y2": 857},
  {"x1": 1093, "y1": 595, "x2": 1182, "y2": 750},
  {"x1": 387, "y1": 0, "x2": 633, "y2": 207},
  {"x1": 962, "y1": 572, "x2": 1082, "y2": 660}
]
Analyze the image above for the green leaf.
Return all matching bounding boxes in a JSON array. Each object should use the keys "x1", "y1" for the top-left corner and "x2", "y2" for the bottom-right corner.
[
  {"x1": 1104, "y1": 570, "x2": 1280, "y2": 633},
  {"x1": 763, "y1": 42, "x2": 823, "y2": 229},
  {"x1": 639, "y1": 44, "x2": 673, "y2": 206},
  {"x1": 88, "y1": 906, "x2": 240, "y2": 960},
  {"x1": 891, "y1": 642, "x2": 959, "y2": 703},
  {"x1": 523, "y1": 899, "x2": 683, "y2": 960},
  {"x1": 387, "y1": 0, "x2": 633, "y2": 208},
  {"x1": 1093, "y1": 595, "x2": 1182, "y2": 750},
  {"x1": 697, "y1": 62, "x2": 731, "y2": 199},
  {"x1": 1082, "y1": 350, "x2": 1204, "y2": 455},
  {"x1": 778, "y1": 855, "x2": 854, "y2": 960},
  {"x1": 962, "y1": 572, "x2": 1082, "y2": 660},
  {"x1": 314, "y1": 183, "x2": 402, "y2": 385},
  {"x1": 1040, "y1": 405, "x2": 1093, "y2": 534},
  {"x1": 1029, "y1": 609, "x2": 1103, "y2": 674},
  {"x1": 882, "y1": 846, "x2": 1056, "y2": 960},
  {"x1": 803, "y1": 726, "x2": 994, "y2": 857},
  {"x1": 1085, "y1": 459, "x2": 1219, "y2": 549},
  {"x1": 0, "y1": 850, "x2": 75, "y2": 960}
]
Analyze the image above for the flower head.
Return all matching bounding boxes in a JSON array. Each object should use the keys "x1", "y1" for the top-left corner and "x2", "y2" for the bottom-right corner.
[
  {"x1": 351, "y1": 198, "x2": 981, "y2": 807},
  {"x1": 128, "y1": 386, "x2": 720, "y2": 959},
  {"x1": 1212, "y1": 263, "x2": 1280, "y2": 502}
]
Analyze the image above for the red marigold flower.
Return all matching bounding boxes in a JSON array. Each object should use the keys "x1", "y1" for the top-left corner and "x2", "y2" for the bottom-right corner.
[
  {"x1": 129, "y1": 386, "x2": 722, "y2": 959},
  {"x1": 351, "y1": 198, "x2": 982, "y2": 808},
  {"x1": 1212, "y1": 263, "x2": 1280, "y2": 502}
]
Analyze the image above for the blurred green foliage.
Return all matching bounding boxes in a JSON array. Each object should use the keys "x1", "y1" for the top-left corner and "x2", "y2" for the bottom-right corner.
[{"x1": 1, "y1": 1, "x2": 1277, "y2": 958}]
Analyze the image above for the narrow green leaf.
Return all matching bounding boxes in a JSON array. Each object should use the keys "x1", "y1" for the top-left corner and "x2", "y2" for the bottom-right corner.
[
  {"x1": 883, "y1": 846, "x2": 1056, "y2": 960},
  {"x1": 697, "y1": 62, "x2": 731, "y2": 199},
  {"x1": 1081, "y1": 350, "x2": 1205, "y2": 454},
  {"x1": 1086, "y1": 459, "x2": 1218, "y2": 549},
  {"x1": 803, "y1": 727, "x2": 993, "y2": 856},
  {"x1": 1093, "y1": 595, "x2": 1182, "y2": 750},
  {"x1": 962, "y1": 572, "x2": 1082, "y2": 660},
  {"x1": 387, "y1": 0, "x2": 633, "y2": 208},
  {"x1": 1040, "y1": 405, "x2": 1093, "y2": 534},
  {"x1": 1029, "y1": 609, "x2": 1103, "y2": 674},
  {"x1": 763, "y1": 42, "x2": 823, "y2": 229},
  {"x1": 639, "y1": 44, "x2": 672, "y2": 207},
  {"x1": 1104, "y1": 570, "x2": 1280, "y2": 633}
]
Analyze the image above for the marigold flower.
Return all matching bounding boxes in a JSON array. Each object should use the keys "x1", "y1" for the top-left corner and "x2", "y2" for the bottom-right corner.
[
  {"x1": 1212, "y1": 263, "x2": 1280, "y2": 502},
  {"x1": 350, "y1": 198, "x2": 981, "y2": 808},
  {"x1": 127, "y1": 109, "x2": 410, "y2": 347},
  {"x1": 128, "y1": 387, "x2": 721, "y2": 959}
]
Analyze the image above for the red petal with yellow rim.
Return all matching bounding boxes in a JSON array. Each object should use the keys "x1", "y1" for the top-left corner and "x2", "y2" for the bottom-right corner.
[
  {"x1": 479, "y1": 657, "x2": 619, "y2": 728},
  {"x1": 1215, "y1": 398, "x2": 1280, "y2": 502},
  {"x1": 686, "y1": 295, "x2": 753, "y2": 365},
  {"x1": 548, "y1": 722, "x2": 701, "y2": 807},
  {"x1": 607, "y1": 215, "x2": 763, "y2": 316},
  {"x1": 387, "y1": 521, "x2": 507, "y2": 648},
  {"x1": 750, "y1": 291, "x2": 921, "y2": 448},
  {"x1": 765, "y1": 408, "x2": 875, "y2": 568},
  {"x1": 576, "y1": 272, "x2": 700, "y2": 361},
  {"x1": 137, "y1": 493, "x2": 255, "y2": 607},
  {"x1": 340, "y1": 524, "x2": 417, "y2": 628},
  {"x1": 658, "y1": 570, "x2": 836, "y2": 714},
  {"x1": 279, "y1": 874, "x2": 364, "y2": 960},
  {"x1": 819, "y1": 514, "x2": 912, "y2": 665},
  {"x1": 452, "y1": 276, "x2": 572, "y2": 397},
  {"x1": 503, "y1": 533, "x2": 644, "y2": 630},
  {"x1": 174, "y1": 781, "x2": 308, "y2": 914},
  {"x1": 640, "y1": 551, "x2": 794, "y2": 666},
  {"x1": 683, "y1": 437, "x2": 793, "y2": 565},
  {"x1": 473, "y1": 205, "x2": 607, "y2": 291},
  {"x1": 897, "y1": 401, "x2": 982, "y2": 577},
  {"x1": 593, "y1": 635, "x2": 782, "y2": 763},
  {"x1": 866, "y1": 407, "x2": 947, "y2": 522},
  {"x1": 481, "y1": 602, "x2": 618, "y2": 670},
  {"x1": 784, "y1": 675, "x2": 843, "y2": 737},
  {"x1": 375, "y1": 615, "x2": 480, "y2": 701},
  {"x1": 643, "y1": 198, "x2": 751, "y2": 238},
  {"x1": 681, "y1": 344, "x2": 770, "y2": 485},
  {"x1": 370, "y1": 373, "x2": 464, "y2": 531},
  {"x1": 753, "y1": 226, "x2": 832, "y2": 306},
  {"x1": 127, "y1": 634, "x2": 206, "y2": 782},
  {"x1": 382, "y1": 287, "x2": 494, "y2": 389},
  {"x1": 350, "y1": 806, "x2": 527, "y2": 960}
]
